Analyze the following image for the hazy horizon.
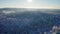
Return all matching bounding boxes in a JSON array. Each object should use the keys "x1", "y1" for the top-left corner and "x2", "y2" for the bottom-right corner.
[{"x1": 0, "y1": 0, "x2": 60, "y2": 9}]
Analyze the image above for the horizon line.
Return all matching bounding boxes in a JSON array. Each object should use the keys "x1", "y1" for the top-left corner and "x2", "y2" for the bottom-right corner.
[{"x1": 0, "y1": 7, "x2": 60, "y2": 9}]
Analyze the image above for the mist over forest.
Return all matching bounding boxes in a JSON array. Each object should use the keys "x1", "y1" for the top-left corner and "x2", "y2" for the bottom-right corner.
[{"x1": 0, "y1": 8, "x2": 60, "y2": 34}]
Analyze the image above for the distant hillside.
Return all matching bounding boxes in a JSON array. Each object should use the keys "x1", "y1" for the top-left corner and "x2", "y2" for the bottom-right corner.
[
  {"x1": 0, "y1": 8, "x2": 60, "y2": 34},
  {"x1": 0, "y1": 8, "x2": 60, "y2": 14}
]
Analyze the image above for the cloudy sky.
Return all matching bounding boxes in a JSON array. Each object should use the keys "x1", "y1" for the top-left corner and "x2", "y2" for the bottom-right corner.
[{"x1": 0, "y1": 0, "x2": 60, "y2": 9}]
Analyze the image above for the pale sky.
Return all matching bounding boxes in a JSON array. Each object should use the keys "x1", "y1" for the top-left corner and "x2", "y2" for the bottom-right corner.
[{"x1": 0, "y1": 0, "x2": 60, "y2": 9}]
